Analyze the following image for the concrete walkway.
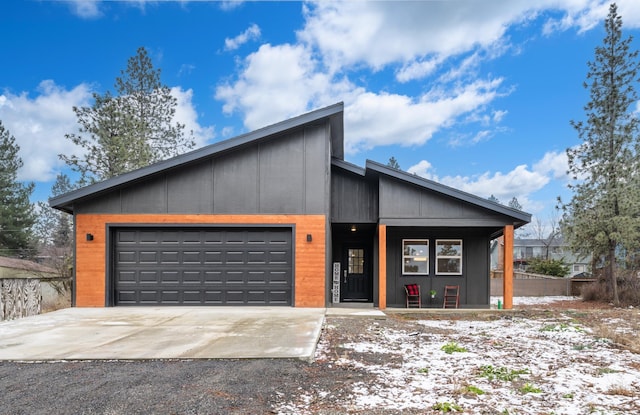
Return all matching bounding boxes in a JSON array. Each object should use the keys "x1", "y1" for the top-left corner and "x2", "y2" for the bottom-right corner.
[{"x1": 0, "y1": 307, "x2": 326, "y2": 361}]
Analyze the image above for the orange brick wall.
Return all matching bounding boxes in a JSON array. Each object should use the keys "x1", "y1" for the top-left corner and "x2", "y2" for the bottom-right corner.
[{"x1": 75, "y1": 214, "x2": 327, "y2": 307}]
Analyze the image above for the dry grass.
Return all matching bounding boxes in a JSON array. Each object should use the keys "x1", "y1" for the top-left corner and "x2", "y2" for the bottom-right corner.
[
  {"x1": 606, "y1": 385, "x2": 637, "y2": 397},
  {"x1": 41, "y1": 291, "x2": 71, "y2": 314},
  {"x1": 581, "y1": 276, "x2": 640, "y2": 307},
  {"x1": 580, "y1": 315, "x2": 640, "y2": 354}
]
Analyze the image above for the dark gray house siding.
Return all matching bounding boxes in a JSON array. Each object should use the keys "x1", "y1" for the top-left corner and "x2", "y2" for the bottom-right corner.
[
  {"x1": 75, "y1": 124, "x2": 332, "y2": 216},
  {"x1": 330, "y1": 162, "x2": 378, "y2": 224},
  {"x1": 384, "y1": 227, "x2": 491, "y2": 308}
]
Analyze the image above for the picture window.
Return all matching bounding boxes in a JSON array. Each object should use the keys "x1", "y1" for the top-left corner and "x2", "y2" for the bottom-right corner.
[
  {"x1": 403, "y1": 239, "x2": 428, "y2": 275},
  {"x1": 435, "y1": 239, "x2": 462, "y2": 275}
]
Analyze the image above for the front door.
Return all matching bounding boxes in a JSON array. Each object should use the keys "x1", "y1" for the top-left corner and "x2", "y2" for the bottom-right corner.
[{"x1": 341, "y1": 247, "x2": 372, "y2": 302}]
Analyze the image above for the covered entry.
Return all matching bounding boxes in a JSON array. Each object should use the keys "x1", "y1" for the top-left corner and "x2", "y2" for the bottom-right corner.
[
  {"x1": 111, "y1": 226, "x2": 293, "y2": 306},
  {"x1": 331, "y1": 224, "x2": 375, "y2": 303}
]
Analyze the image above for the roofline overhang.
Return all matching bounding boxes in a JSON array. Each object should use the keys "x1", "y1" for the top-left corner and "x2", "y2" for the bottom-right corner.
[
  {"x1": 331, "y1": 158, "x2": 366, "y2": 176},
  {"x1": 50, "y1": 102, "x2": 344, "y2": 214}
]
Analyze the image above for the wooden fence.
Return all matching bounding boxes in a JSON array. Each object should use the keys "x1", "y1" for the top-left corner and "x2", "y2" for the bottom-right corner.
[{"x1": 490, "y1": 270, "x2": 575, "y2": 296}]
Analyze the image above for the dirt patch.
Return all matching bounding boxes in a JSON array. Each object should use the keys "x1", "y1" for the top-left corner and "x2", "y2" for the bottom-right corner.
[{"x1": 1, "y1": 301, "x2": 639, "y2": 415}]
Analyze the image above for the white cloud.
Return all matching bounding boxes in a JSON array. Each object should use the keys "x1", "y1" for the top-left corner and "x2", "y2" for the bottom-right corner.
[
  {"x1": 542, "y1": 0, "x2": 640, "y2": 34},
  {"x1": 533, "y1": 150, "x2": 569, "y2": 180},
  {"x1": 407, "y1": 159, "x2": 550, "y2": 212},
  {"x1": 170, "y1": 87, "x2": 216, "y2": 147},
  {"x1": 0, "y1": 81, "x2": 212, "y2": 183},
  {"x1": 215, "y1": 43, "x2": 345, "y2": 130},
  {"x1": 218, "y1": 1, "x2": 639, "y2": 156},
  {"x1": 396, "y1": 56, "x2": 443, "y2": 83},
  {"x1": 0, "y1": 80, "x2": 92, "y2": 182},
  {"x1": 407, "y1": 160, "x2": 436, "y2": 180},
  {"x1": 299, "y1": 1, "x2": 546, "y2": 78},
  {"x1": 66, "y1": 0, "x2": 102, "y2": 19},
  {"x1": 216, "y1": 37, "x2": 507, "y2": 152},
  {"x1": 224, "y1": 24, "x2": 261, "y2": 51},
  {"x1": 345, "y1": 78, "x2": 504, "y2": 153}
]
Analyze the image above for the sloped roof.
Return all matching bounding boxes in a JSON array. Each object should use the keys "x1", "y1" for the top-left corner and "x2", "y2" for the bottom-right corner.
[
  {"x1": 332, "y1": 158, "x2": 531, "y2": 228},
  {"x1": 365, "y1": 160, "x2": 531, "y2": 226},
  {"x1": 50, "y1": 102, "x2": 344, "y2": 213},
  {"x1": 0, "y1": 256, "x2": 56, "y2": 274}
]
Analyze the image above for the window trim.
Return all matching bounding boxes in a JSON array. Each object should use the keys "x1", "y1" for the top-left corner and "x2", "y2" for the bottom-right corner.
[
  {"x1": 435, "y1": 239, "x2": 463, "y2": 275},
  {"x1": 402, "y1": 239, "x2": 429, "y2": 275}
]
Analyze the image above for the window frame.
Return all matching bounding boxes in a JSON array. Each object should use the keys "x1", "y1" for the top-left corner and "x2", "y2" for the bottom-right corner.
[
  {"x1": 435, "y1": 239, "x2": 463, "y2": 275},
  {"x1": 402, "y1": 239, "x2": 429, "y2": 275}
]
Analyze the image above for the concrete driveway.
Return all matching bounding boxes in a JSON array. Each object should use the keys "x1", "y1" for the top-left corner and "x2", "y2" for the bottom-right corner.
[{"x1": 0, "y1": 307, "x2": 326, "y2": 361}]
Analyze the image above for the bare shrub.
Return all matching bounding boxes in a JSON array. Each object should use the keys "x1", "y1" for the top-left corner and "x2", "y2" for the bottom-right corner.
[
  {"x1": 580, "y1": 276, "x2": 640, "y2": 307},
  {"x1": 580, "y1": 280, "x2": 607, "y2": 302}
]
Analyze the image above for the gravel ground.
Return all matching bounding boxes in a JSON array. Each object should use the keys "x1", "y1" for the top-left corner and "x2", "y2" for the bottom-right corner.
[{"x1": 1, "y1": 300, "x2": 638, "y2": 415}]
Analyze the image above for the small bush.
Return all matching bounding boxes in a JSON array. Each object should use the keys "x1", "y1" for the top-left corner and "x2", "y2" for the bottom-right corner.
[
  {"x1": 479, "y1": 365, "x2": 528, "y2": 382},
  {"x1": 464, "y1": 385, "x2": 485, "y2": 395},
  {"x1": 527, "y1": 257, "x2": 569, "y2": 277},
  {"x1": 519, "y1": 383, "x2": 542, "y2": 394},
  {"x1": 580, "y1": 275, "x2": 640, "y2": 306},
  {"x1": 433, "y1": 402, "x2": 462, "y2": 412},
  {"x1": 441, "y1": 342, "x2": 467, "y2": 354}
]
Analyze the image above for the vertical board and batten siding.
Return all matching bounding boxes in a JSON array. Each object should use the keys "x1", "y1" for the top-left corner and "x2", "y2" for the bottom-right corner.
[
  {"x1": 378, "y1": 176, "x2": 508, "y2": 225},
  {"x1": 76, "y1": 214, "x2": 326, "y2": 307},
  {"x1": 330, "y1": 167, "x2": 378, "y2": 223},
  {"x1": 384, "y1": 227, "x2": 491, "y2": 308},
  {"x1": 377, "y1": 176, "x2": 503, "y2": 308},
  {"x1": 75, "y1": 123, "x2": 330, "y2": 216}
]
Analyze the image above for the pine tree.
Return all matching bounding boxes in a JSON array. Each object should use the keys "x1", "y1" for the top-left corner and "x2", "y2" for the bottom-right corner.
[
  {"x1": 0, "y1": 121, "x2": 36, "y2": 257},
  {"x1": 561, "y1": 3, "x2": 640, "y2": 305},
  {"x1": 61, "y1": 47, "x2": 195, "y2": 184},
  {"x1": 34, "y1": 174, "x2": 74, "y2": 282},
  {"x1": 34, "y1": 174, "x2": 74, "y2": 247},
  {"x1": 508, "y1": 197, "x2": 522, "y2": 211},
  {"x1": 387, "y1": 156, "x2": 400, "y2": 170},
  {"x1": 116, "y1": 47, "x2": 195, "y2": 162}
]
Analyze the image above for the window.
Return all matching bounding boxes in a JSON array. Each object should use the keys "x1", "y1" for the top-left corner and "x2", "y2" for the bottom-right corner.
[
  {"x1": 436, "y1": 239, "x2": 462, "y2": 274},
  {"x1": 348, "y1": 248, "x2": 364, "y2": 274},
  {"x1": 403, "y1": 239, "x2": 428, "y2": 275}
]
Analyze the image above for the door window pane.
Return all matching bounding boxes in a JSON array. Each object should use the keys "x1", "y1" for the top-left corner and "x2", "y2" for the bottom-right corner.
[{"x1": 348, "y1": 249, "x2": 364, "y2": 274}]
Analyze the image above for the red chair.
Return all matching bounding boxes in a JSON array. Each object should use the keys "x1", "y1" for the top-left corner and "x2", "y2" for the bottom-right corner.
[
  {"x1": 404, "y1": 284, "x2": 421, "y2": 308},
  {"x1": 443, "y1": 285, "x2": 460, "y2": 308}
]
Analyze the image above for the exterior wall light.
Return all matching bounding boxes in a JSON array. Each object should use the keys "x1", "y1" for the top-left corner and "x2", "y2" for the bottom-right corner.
[
  {"x1": 86, "y1": 233, "x2": 94, "y2": 241},
  {"x1": 306, "y1": 234, "x2": 312, "y2": 242}
]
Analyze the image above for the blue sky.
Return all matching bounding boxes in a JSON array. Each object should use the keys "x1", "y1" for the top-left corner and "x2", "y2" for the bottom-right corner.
[{"x1": 3, "y1": 1, "x2": 640, "y2": 230}]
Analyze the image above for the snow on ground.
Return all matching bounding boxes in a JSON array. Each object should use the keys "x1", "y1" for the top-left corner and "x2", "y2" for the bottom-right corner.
[
  {"x1": 277, "y1": 297, "x2": 640, "y2": 414},
  {"x1": 490, "y1": 295, "x2": 579, "y2": 307}
]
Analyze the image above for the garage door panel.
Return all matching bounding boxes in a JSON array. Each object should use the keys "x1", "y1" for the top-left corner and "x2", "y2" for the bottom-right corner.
[{"x1": 114, "y1": 227, "x2": 293, "y2": 306}]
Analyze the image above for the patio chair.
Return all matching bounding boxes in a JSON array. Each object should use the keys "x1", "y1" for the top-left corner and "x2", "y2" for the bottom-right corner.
[
  {"x1": 443, "y1": 285, "x2": 460, "y2": 309},
  {"x1": 404, "y1": 284, "x2": 421, "y2": 308}
]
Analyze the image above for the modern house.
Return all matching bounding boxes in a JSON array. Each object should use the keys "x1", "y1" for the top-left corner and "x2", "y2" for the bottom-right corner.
[{"x1": 50, "y1": 103, "x2": 530, "y2": 309}]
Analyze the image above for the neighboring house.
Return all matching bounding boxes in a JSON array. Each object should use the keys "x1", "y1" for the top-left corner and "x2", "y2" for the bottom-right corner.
[
  {"x1": 491, "y1": 237, "x2": 591, "y2": 277},
  {"x1": 0, "y1": 256, "x2": 56, "y2": 279},
  {"x1": 50, "y1": 103, "x2": 530, "y2": 309}
]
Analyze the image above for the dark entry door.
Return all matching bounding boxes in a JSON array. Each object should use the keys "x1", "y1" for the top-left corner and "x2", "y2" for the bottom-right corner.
[{"x1": 341, "y1": 247, "x2": 372, "y2": 301}]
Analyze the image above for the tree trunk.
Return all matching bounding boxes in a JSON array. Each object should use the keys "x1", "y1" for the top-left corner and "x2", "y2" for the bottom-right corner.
[{"x1": 608, "y1": 241, "x2": 619, "y2": 306}]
